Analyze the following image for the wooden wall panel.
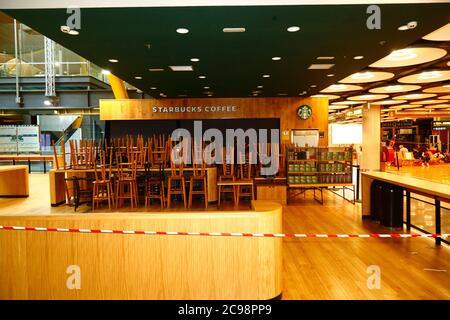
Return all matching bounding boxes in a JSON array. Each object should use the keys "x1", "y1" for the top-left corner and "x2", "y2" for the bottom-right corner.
[{"x1": 100, "y1": 97, "x2": 329, "y2": 146}]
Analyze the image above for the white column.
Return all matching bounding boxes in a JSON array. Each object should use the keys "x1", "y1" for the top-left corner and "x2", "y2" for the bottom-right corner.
[{"x1": 361, "y1": 103, "x2": 381, "y2": 171}]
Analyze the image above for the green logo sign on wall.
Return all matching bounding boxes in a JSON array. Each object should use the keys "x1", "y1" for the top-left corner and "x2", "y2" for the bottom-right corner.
[{"x1": 297, "y1": 105, "x2": 312, "y2": 120}]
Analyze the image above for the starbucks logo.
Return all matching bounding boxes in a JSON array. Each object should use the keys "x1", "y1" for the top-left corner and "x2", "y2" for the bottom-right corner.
[{"x1": 297, "y1": 104, "x2": 312, "y2": 120}]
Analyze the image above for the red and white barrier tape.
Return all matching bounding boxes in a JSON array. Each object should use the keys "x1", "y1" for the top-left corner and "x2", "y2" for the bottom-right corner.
[{"x1": 0, "y1": 225, "x2": 448, "y2": 239}]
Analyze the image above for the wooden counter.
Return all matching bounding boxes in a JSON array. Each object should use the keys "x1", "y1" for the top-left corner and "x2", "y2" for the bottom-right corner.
[
  {"x1": 0, "y1": 154, "x2": 58, "y2": 173},
  {"x1": 361, "y1": 171, "x2": 450, "y2": 217},
  {"x1": 0, "y1": 165, "x2": 29, "y2": 197},
  {"x1": 0, "y1": 200, "x2": 282, "y2": 300}
]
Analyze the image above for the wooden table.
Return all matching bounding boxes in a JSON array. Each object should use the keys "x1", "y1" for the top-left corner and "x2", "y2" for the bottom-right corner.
[
  {"x1": 288, "y1": 183, "x2": 354, "y2": 204},
  {"x1": 362, "y1": 171, "x2": 450, "y2": 245},
  {"x1": 0, "y1": 200, "x2": 282, "y2": 300},
  {"x1": 0, "y1": 165, "x2": 29, "y2": 197},
  {"x1": 0, "y1": 154, "x2": 57, "y2": 173},
  {"x1": 49, "y1": 166, "x2": 217, "y2": 206}
]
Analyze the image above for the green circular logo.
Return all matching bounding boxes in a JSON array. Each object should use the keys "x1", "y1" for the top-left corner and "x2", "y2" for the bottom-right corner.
[{"x1": 297, "y1": 104, "x2": 312, "y2": 120}]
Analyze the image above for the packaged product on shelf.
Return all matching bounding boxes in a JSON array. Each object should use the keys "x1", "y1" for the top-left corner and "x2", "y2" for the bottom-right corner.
[
  {"x1": 288, "y1": 164, "x2": 293, "y2": 172},
  {"x1": 288, "y1": 176, "x2": 294, "y2": 184},
  {"x1": 312, "y1": 175, "x2": 318, "y2": 184},
  {"x1": 306, "y1": 176, "x2": 312, "y2": 184}
]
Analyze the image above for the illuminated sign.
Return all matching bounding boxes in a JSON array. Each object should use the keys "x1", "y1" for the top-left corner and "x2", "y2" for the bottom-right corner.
[{"x1": 152, "y1": 106, "x2": 239, "y2": 113}]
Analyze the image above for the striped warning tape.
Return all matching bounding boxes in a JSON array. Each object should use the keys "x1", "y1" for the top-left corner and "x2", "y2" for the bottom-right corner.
[{"x1": 0, "y1": 225, "x2": 448, "y2": 239}]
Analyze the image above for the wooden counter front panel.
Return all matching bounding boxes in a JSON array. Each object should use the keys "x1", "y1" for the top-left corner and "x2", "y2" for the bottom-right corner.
[
  {"x1": 100, "y1": 97, "x2": 329, "y2": 146},
  {"x1": 0, "y1": 165, "x2": 29, "y2": 196},
  {"x1": 0, "y1": 203, "x2": 282, "y2": 300}
]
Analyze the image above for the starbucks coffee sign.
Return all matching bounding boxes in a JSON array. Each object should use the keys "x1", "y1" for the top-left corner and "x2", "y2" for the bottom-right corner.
[{"x1": 152, "y1": 106, "x2": 239, "y2": 113}]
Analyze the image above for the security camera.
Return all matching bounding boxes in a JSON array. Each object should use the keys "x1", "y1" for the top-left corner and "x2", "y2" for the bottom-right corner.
[
  {"x1": 407, "y1": 21, "x2": 417, "y2": 29},
  {"x1": 60, "y1": 25, "x2": 71, "y2": 34}
]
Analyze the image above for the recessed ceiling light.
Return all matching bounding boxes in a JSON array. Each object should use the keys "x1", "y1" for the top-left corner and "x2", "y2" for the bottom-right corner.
[
  {"x1": 317, "y1": 56, "x2": 335, "y2": 60},
  {"x1": 263, "y1": 74, "x2": 270, "y2": 78},
  {"x1": 272, "y1": 57, "x2": 282, "y2": 61},
  {"x1": 150, "y1": 87, "x2": 157, "y2": 90},
  {"x1": 190, "y1": 58, "x2": 200, "y2": 62},
  {"x1": 287, "y1": 26, "x2": 300, "y2": 32},
  {"x1": 101, "y1": 69, "x2": 110, "y2": 75},
  {"x1": 310, "y1": 85, "x2": 317, "y2": 88},
  {"x1": 398, "y1": 25, "x2": 409, "y2": 31},
  {"x1": 149, "y1": 68, "x2": 164, "y2": 72},
  {"x1": 208, "y1": 94, "x2": 213, "y2": 97},
  {"x1": 108, "y1": 59, "x2": 119, "y2": 63},
  {"x1": 257, "y1": 85, "x2": 263, "y2": 89},
  {"x1": 204, "y1": 86, "x2": 210, "y2": 89},
  {"x1": 198, "y1": 75, "x2": 206, "y2": 79},
  {"x1": 327, "y1": 74, "x2": 335, "y2": 77},
  {"x1": 169, "y1": 65, "x2": 193, "y2": 71},
  {"x1": 134, "y1": 76, "x2": 142, "y2": 79},
  {"x1": 308, "y1": 64, "x2": 334, "y2": 70},
  {"x1": 223, "y1": 27, "x2": 246, "y2": 33},
  {"x1": 353, "y1": 56, "x2": 364, "y2": 60},
  {"x1": 176, "y1": 28, "x2": 189, "y2": 34}
]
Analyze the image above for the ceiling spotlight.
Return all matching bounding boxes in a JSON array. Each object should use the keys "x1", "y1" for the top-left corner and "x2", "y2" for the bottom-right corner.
[
  {"x1": 101, "y1": 69, "x2": 110, "y2": 75},
  {"x1": 223, "y1": 27, "x2": 246, "y2": 33},
  {"x1": 176, "y1": 28, "x2": 189, "y2": 34},
  {"x1": 149, "y1": 68, "x2": 164, "y2": 72},
  {"x1": 150, "y1": 87, "x2": 157, "y2": 90},
  {"x1": 353, "y1": 55, "x2": 364, "y2": 60},
  {"x1": 257, "y1": 85, "x2": 263, "y2": 89},
  {"x1": 135, "y1": 76, "x2": 143, "y2": 79},
  {"x1": 190, "y1": 58, "x2": 200, "y2": 62},
  {"x1": 287, "y1": 26, "x2": 300, "y2": 32},
  {"x1": 407, "y1": 21, "x2": 418, "y2": 29},
  {"x1": 272, "y1": 57, "x2": 282, "y2": 61},
  {"x1": 263, "y1": 74, "x2": 270, "y2": 78},
  {"x1": 310, "y1": 84, "x2": 317, "y2": 88},
  {"x1": 204, "y1": 86, "x2": 210, "y2": 89},
  {"x1": 108, "y1": 59, "x2": 119, "y2": 63},
  {"x1": 60, "y1": 25, "x2": 79, "y2": 35},
  {"x1": 398, "y1": 25, "x2": 409, "y2": 31},
  {"x1": 198, "y1": 75, "x2": 206, "y2": 79},
  {"x1": 327, "y1": 74, "x2": 335, "y2": 77}
]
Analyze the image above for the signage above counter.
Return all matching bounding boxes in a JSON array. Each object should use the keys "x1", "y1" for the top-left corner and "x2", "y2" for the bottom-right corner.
[{"x1": 152, "y1": 106, "x2": 239, "y2": 113}]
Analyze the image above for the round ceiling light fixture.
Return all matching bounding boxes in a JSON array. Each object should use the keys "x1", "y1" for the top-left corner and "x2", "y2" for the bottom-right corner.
[
  {"x1": 311, "y1": 94, "x2": 340, "y2": 100},
  {"x1": 347, "y1": 94, "x2": 389, "y2": 101},
  {"x1": 398, "y1": 70, "x2": 450, "y2": 84},
  {"x1": 339, "y1": 71, "x2": 394, "y2": 84},
  {"x1": 393, "y1": 93, "x2": 436, "y2": 100},
  {"x1": 190, "y1": 58, "x2": 200, "y2": 62},
  {"x1": 134, "y1": 76, "x2": 142, "y2": 80},
  {"x1": 353, "y1": 56, "x2": 364, "y2": 60},
  {"x1": 423, "y1": 22, "x2": 450, "y2": 41},
  {"x1": 411, "y1": 99, "x2": 448, "y2": 105},
  {"x1": 331, "y1": 100, "x2": 363, "y2": 105},
  {"x1": 263, "y1": 74, "x2": 270, "y2": 78},
  {"x1": 438, "y1": 95, "x2": 450, "y2": 99},
  {"x1": 287, "y1": 26, "x2": 300, "y2": 32},
  {"x1": 108, "y1": 59, "x2": 119, "y2": 63},
  {"x1": 198, "y1": 75, "x2": 206, "y2": 79},
  {"x1": 176, "y1": 28, "x2": 189, "y2": 34},
  {"x1": 371, "y1": 99, "x2": 407, "y2": 105},
  {"x1": 370, "y1": 47, "x2": 447, "y2": 68},
  {"x1": 423, "y1": 85, "x2": 450, "y2": 93},
  {"x1": 369, "y1": 84, "x2": 421, "y2": 94},
  {"x1": 321, "y1": 84, "x2": 363, "y2": 93},
  {"x1": 272, "y1": 57, "x2": 282, "y2": 61}
]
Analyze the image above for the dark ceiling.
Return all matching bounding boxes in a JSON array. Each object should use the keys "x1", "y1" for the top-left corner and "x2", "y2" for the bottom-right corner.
[{"x1": 2, "y1": 4, "x2": 450, "y2": 98}]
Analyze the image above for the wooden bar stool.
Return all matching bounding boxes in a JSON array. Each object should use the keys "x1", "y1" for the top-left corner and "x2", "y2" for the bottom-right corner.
[
  {"x1": 236, "y1": 152, "x2": 255, "y2": 206},
  {"x1": 92, "y1": 150, "x2": 114, "y2": 210},
  {"x1": 115, "y1": 153, "x2": 138, "y2": 208},
  {"x1": 144, "y1": 162, "x2": 165, "y2": 209},
  {"x1": 218, "y1": 148, "x2": 236, "y2": 207},
  {"x1": 167, "y1": 153, "x2": 187, "y2": 208},
  {"x1": 188, "y1": 159, "x2": 208, "y2": 208}
]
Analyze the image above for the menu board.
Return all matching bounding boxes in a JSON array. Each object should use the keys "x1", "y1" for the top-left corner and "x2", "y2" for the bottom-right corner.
[
  {"x1": 17, "y1": 126, "x2": 40, "y2": 153},
  {"x1": 0, "y1": 126, "x2": 18, "y2": 153}
]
